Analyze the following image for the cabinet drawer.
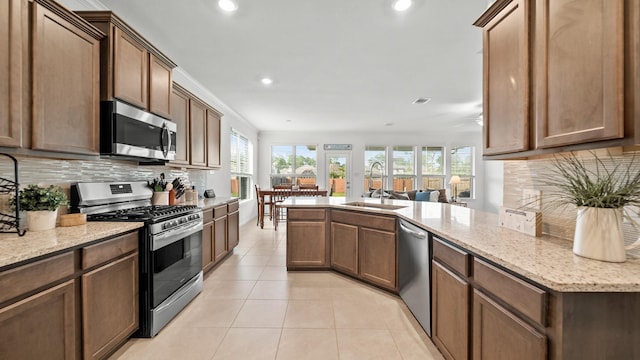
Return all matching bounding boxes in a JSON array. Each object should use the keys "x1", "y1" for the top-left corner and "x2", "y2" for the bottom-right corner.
[
  {"x1": 0, "y1": 252, "x2": 75, "y2": 304},
  {"x1": 331, "y1": 209, "x2": 395, "y2": 232},
  {"x1": 213, "y1": 204, "x2": 227, "y2": 219},
  {"x1": 288, "y1": 208, "x2": 326, "y2": 221},
  {"x1": 82, "y1": 231, "x2": 138, "y2": 269},
  {"x1": 473, "y1": 258, "x2": 547, "y2": 326},
  {"x1": 433, "y1": 237, "x2": 470, "y2": 277},
  {"x1": 227, "y1": 200, "x2": 239, "y2": 213},
  {"x1": 203, "y1": 209, "x2": 213, "y2": 223}
]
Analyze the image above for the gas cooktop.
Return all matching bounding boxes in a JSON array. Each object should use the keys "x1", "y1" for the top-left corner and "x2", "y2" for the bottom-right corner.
[{"x1": 87, "y1": 205, "x2": 200, "y2": 222}]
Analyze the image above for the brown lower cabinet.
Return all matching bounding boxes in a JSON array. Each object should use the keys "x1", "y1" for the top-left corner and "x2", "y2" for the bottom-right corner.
[
  {"x1": 432, "y1": 260, "x2": 470, "y2": 360},
  {"x1": 0, "y1": 230, "x2": 139, "y2": 360},
  {"x1": 202, "y1": 200, "x2": 240, "y2": 273},
  {"x1": 287, "y1": 208, "x2": 329, "y2": 268},
  {"x1": 473, "y1": 289, "x2": 546, "y2": 360},
  {"x1": 329, "y1": 210, "x2": 397, "y2": 291},
  {"x1": 0, "y1": 280, "x2": 77, "y2": 360},
  {"x1": 330, "y1": 222, "x2": 358, "y2": 275}
]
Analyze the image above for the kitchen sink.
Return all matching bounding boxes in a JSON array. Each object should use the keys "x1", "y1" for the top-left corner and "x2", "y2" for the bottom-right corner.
[{"x1": 342, "y1": 201, "x2": 408, "y2": 210}]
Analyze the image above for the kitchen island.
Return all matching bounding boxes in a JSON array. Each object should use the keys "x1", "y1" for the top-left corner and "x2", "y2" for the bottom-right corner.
[{"x1": 282, "y1": 197, "x2": 640, "y2": 360}]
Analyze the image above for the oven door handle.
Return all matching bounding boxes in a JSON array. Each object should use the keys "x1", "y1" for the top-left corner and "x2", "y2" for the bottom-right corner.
[{"x1": 152, "y1": 221, "x2": 203, "y2": 251}]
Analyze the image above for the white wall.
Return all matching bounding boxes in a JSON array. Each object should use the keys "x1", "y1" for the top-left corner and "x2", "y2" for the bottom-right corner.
[{"x1": 259, "y1": 130, "x2": 501, "y2": 213}]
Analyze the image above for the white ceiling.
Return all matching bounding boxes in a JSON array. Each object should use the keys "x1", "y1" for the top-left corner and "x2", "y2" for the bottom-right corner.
[{"x1": 83, "y1": 0, "x2": 487, "y2": 134}]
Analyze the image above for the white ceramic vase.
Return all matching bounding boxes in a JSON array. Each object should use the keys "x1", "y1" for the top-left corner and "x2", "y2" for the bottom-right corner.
[
  {"x1": 152, "y1": 191, "x2": 169, "y2": 206},
  {"x1": 573, "y1": 207, "x2": 640, "y2": 262},
  {"x1": 26, "y1": 209, "x2": 58, "y2": 231}
]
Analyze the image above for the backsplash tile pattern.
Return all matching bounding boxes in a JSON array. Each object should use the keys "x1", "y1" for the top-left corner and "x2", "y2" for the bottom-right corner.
[
  {"x1": 503, "y1": 153, "x2": 640, "y2": 257},
  {"x1": 0, "y1": 156, "x2": 208, "y2": 214}
]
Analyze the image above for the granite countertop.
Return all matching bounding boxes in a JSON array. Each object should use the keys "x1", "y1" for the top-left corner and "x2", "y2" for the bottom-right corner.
[
  {"x1": 282, "y1": 196, "x2": 640, "y2": 292},
  {"x1": 0, "y1": 222, "x2": 143, "y2": 270},
  {"x1": 199, "y1": 197, "x2": 238, "y2": 209}
]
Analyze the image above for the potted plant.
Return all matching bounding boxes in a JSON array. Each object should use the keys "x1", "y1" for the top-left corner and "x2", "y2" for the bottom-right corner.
[
  {"x1": 543, "y1": 152, "x2": 640, "y2": 262},
  {"x1": 11, "y1": 184, "x2": 68, "y2": 231}
]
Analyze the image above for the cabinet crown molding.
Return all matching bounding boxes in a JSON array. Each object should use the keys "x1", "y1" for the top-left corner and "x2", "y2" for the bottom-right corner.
[
  {"x1": 473, "y1": 0, "x2": 516, "y2": 27},
  {"x1": 34, "y1": 0, "x2": 105, "y2": 40},
  {"x1": 75, "y1": 10, "x2": 177, "y2": 68}
]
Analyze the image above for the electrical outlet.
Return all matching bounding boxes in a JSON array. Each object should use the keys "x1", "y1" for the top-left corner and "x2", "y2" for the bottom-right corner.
[{"x1": 522, "y1": 189, "x2": 542, "y2": 210}]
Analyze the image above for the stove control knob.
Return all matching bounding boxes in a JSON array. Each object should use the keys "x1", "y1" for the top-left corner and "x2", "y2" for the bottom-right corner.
[{"x1": 179, "y1": 218, "x2": 187, "y2": 224}]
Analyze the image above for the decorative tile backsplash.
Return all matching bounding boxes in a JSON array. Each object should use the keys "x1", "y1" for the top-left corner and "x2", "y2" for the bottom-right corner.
[
  {"x1": 0, "y1": 155, "x2": 208, "y2": 214},
  {"x1": 503, "y1": 152, "x2": 640, "y2": 256}
]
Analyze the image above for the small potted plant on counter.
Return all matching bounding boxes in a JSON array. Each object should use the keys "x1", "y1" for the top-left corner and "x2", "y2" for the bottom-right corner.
[
  {"x1": 543, "y1": 151, "x2": 640, "y2": 262},
  {"x1": 12, "y1": 184, "x2": 68, "y2": 231}
]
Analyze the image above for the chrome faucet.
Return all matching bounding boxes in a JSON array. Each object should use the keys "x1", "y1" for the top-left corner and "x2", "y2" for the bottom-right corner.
[{"x1": 369, "y1": 161, "x2": 385, "y2": 203}]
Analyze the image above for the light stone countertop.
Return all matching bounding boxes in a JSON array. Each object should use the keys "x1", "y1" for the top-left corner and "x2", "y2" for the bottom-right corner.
[
  {"x1": 0, "y1": 222, "x2": 143, "y2": 270},
  {"x1": 282, "y1": 196, "x2": 640, "y2": 292}
]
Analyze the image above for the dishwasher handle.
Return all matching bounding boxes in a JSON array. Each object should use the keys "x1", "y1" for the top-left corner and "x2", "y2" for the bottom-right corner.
[{"x1": 400, "y1": 221, "x2": 427, "y2": 239}]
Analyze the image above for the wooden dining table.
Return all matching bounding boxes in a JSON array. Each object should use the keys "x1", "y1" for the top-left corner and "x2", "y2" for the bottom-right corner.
[{"x1": 258, "y1": 189, "x2": 327, "y2": 228}]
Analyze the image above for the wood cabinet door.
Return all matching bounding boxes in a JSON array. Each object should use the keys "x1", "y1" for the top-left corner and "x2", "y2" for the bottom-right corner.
[
  {"x1": 206, "y1": 109, "x2": 221, "y2": 168},
  {"x1": 481, "y1": 0, "x2": 530, "y2": 155},
  {"x1": 330, "y1": 222, "x2": 358, "y2": 275},
  {"x1": 32, "y1": 3, "x2": 101, "y2": 154},
  {"x1": 170, "y1": 85, "x2": 190, "y2": 165},
  {"x1": 287, "y1": 221, "x2": 327, "y2": 267},
  {"x1": 0, "y1": 280, "x2": 76, "y2": 360},
  {"x1": 82, "y1": 252, "x2": 138, "y2": 360},
  {"x1": 535, "y1": 0, "x2": 624, "y2": 148},
  {"x1": 202, "y1": 221, "x2": 213, "y2": 272},
  {"x1": 213, "y1": 216, "x2": 228, "y2": 263},
  {"x1": 227, "y1": 210, "x2": 239, "y2": 250},
  {"x1": 359, "y1": 227, "x2": 396, "y2": 289},
  {"x1": 473, "y1": 289, "x2": 546, "y2": 360},
  {"x1": 113, "y1": 27, "x2": 148, "y2": 109},
  {"x1": 189, "y1": 99, "x2": 207, "y2": 167},
  {"x1": 0, "y1": 0, "x2": 24, "y2": 147},
  {"x1": 432, "y1": 260, "x2": 470, "y2": 360},
  {"x1": 148, "y1": 54, "x2": 172, "y2": 118}
]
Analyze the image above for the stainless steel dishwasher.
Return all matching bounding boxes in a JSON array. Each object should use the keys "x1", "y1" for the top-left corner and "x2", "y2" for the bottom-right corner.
[{"x1": 398, "y1": 219, "x2": 431, "y2": 336}]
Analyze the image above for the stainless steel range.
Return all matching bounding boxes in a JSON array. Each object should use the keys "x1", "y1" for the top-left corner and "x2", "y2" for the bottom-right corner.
[{"x1": 71, "y1": 181, "x2": 203, "y2": 337}]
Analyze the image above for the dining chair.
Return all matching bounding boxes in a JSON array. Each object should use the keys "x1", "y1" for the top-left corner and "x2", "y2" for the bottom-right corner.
[
  {"x1": 273, "y1": 183, "x2": 292, "y2": 189},
  {"x1": 272, "y1": 188, "x2": 289, "y2": 230},
  {"x1": 255, "y1": 184, "x2": 274, "y2": 226}
]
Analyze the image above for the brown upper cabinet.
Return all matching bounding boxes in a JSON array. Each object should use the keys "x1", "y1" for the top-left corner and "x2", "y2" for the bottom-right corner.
[
  {"x1": 0, "y1": 0, "x2": 104, "y2": 156},
  {"x1": 76, "y1": 11, "x2": 176, "y2": 119},
  {"x1": 474, "y1": 0, "x2": 639, "y2": 159},
  {"x1": 0, "y1": 0, "x2": 26, "y2": 148},
  {"x1": 32, "y1": 0, "x2": 103, "y2": 155},
  {"x1": 170, "y1": 83, "x2": 223, "y2": 169}
]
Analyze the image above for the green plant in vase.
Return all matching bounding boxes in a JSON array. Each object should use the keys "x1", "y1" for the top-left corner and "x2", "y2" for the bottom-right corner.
[
  {"x1": 541, "y1": 151, "x2": 640, "y2": 262},
  {"x1": 11, "y1": 184, "x2": 68, "y2": 231}
]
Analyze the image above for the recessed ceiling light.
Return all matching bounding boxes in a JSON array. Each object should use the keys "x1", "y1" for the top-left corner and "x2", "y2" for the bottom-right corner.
[
  {"x1": 261, "y1": 77, "x2": 273, "y2": 85},
  {"x1": 393, "y1": 0, "x2": 412, "y2": 12},
  {"x1": 412, "y1": 97, "x2": 431, "y2": 104},
  {"x1": 218, "y1": 0, "x2": 238, "y2": 12}
]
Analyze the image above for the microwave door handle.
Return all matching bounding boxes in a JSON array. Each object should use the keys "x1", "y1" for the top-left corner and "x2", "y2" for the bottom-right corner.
[{"x1": 161, "y1": 123, "x2": 170, "y2": 158}]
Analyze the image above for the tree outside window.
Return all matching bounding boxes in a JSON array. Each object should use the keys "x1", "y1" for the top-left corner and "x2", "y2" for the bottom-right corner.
[
  {"x1": 270, "y1": 145, "x2": 317, "y2": 186},
  {"x1": 450, "y1": 146, "x2": 474, "y2": 198},
  {"x1": 230, "y1": 130, "x2": 252, "y2": 200},
  {"x1": 421, "y1": 146, "x2": 444, "y2": 189},
  {"x1": 364, "y1": 146, "x2": 386, "y2": 190},
  {"x1": 392, "y1": 146, "x2": 415, "y2": 191}
]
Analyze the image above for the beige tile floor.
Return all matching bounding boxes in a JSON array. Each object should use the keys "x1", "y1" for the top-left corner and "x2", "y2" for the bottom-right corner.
[{"x1": 109, "y1": 220, "x2": 444, "y2": 360}]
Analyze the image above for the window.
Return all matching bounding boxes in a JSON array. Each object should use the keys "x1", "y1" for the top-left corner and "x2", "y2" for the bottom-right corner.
[
  {"x1": 230, "y1": 130, "x2": 252, "y2": 200},
  {"x1": 392, "y1": 146, "x2": 415, "y2": 191},
  {"x1": 421, "y1": 146, "x2": 445, "y2": 189},
  {"x1": 450, "y1": 146, "x2": 474, "y2": 198},
  {"x1": 364, "y1": 145, "x2": 386, "y2": 190},
  {"x1": 270, "y1": 145, "x2": 317, "y2": 186}
]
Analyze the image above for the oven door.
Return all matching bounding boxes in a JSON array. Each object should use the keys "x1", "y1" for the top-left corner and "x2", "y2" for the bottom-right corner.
[{"x1": 150, "y1": 222, "x2": 203, "y2": 308}]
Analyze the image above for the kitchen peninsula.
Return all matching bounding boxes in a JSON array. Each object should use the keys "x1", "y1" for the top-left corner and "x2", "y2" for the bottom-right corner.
[{"x1": 283, "y1": 197, "x2": 640, "y2": 360}]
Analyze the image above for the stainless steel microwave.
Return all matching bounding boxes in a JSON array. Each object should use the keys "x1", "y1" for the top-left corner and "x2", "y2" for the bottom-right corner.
[{"x1": 100, "y1": 100, "x2": 177, "y2": 162}]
